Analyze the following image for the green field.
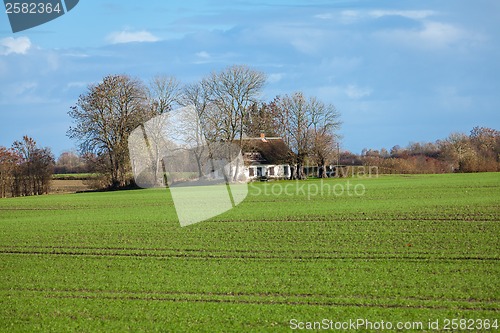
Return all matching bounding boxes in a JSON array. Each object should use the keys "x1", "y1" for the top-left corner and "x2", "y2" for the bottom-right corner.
[{"x1": 0, "y1": 173, "x2": 499, "y2": 332}]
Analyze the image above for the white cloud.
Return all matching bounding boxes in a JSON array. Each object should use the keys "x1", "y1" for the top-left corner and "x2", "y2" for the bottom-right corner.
[
  {"x1": 375, "y1": 20, "x2": 482, "y2": 50},
  {"x1": 314, "y1": 10, "x2": 360, "y2": 24},
  {"x1": 106, "y1": 30, "x2": 160, "y2": 44},
  {"x1": 0, "y1": 36, "x2": 32, "y2": 55},
  {"x1": 369, "y1": 10, "x2": 436, "y2": 20},
  {"x1": 316, "y1": 9, "x2": 436, "y2": 24},
  {"x1": 418, "y1": 21, "x2": 465, "y2": 46}
]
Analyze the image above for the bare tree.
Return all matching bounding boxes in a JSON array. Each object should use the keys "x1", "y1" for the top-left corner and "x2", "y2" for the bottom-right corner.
[
  {"x1": 148, "y1": 75, "x2": 182, "y2": 114},
  {"x1": 439, "y1": 132, "x2": 477, "y2": 172},
  {"x1": 68, "y1": 74, "x2": 149, "y2": 188},
  {"x1": 133, "y1": 75, "x2": 184, "y2": 185},
  {"x1": 180, "y1": 82, "x2": 211, "y2": 177},
  {"x1": 196, "y1": 65, "x2": 266, "y2": 181},
  {"x1": 0, "y1": 147, "x2": 20, "y2": 198},
  {"x1": 309, "y1": 96, "x2": 341, "y2": 177},
  {"x1": 202, "y1": 65, "x2": 266, "y2": 144},
  {"x1": 11, "y1": 136, "x2": 54, "y2": 196},
  {"x1": 273, "y1": 92, "x2": 340, "y2": 179},
  {"x1": 55, "y1": 151, "x2": 88, "y2": 174},
  {"x1": 311, "y1": 131, "x2": 337, "y2": 178},
  {"x1": 244, "y1": 102, "x2": 281, "y2": 137},
  {"x1": 181, "y1": 82, "x2": 242, "y2": 180},
  {"x1": 469, "y1": 126, "x2": 500, "y2": 171}
]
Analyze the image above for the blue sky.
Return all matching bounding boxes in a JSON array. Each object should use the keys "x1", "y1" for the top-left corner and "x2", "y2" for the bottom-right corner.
[{"x1": 1, "y1": 0, "x2": 499, "y2": 156}]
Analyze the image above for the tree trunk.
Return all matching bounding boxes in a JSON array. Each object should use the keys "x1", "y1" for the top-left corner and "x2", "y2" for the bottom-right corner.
[{"x1": 319, "y1": 158, "x2": 327, "y2": 178}]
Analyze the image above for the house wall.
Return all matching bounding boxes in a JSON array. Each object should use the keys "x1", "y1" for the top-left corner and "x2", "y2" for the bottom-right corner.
[{"x1": 245, "y1": 165, "x2": 290, "y2": 180}]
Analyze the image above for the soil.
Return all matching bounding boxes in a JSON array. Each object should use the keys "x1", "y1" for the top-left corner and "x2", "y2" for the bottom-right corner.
[{"x1": 50, "y1": 180, "x2": 91, "y2": 194}]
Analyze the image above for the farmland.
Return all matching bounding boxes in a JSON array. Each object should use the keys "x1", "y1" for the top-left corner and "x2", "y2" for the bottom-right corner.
[{"x1": 0, "y1": 173, "x2": 499, "y2": 332}]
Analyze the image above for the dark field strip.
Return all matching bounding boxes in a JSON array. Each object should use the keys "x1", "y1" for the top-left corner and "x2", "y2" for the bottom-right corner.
[
  {"x1": 1, "y1": 248, "x2": 498, "y2": 261},
  {"x1": 2, "y1": 288, "x2": 498, "y2": 312},
  {"x1": 212, "y1": 217, "x2": 499, "y2": 222},
  {"x1": 4, "y1": 209, "x2": 487, "y2": 219},
  {"x1": 4, "y1": 287, "x2": 499, "y2": 305},
  {"x1": 2, "y1": 243, "x2": 498, "y2": 256},
  {"x1": 0, "y1": 202, "x2": 174, "y2": 211}
]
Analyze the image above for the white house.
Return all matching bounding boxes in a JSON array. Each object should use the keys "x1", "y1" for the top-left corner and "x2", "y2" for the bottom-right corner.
[{"x1": 241, "y1": 134, "x2": 292, "y2": 180}]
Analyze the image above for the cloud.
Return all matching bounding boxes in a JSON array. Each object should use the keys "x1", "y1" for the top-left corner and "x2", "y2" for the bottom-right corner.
[
  {"x1": 315, "y1": 9, "x2": 436, "y2": 24},
  {"x1": 0, "y1": 37, "x2": 32, "y2": 55},
  {"x1": 369, "y1": 10, "x2": 437, "y2": 20},
  {"x1": 313, "y1": 8, "x2": 482, "y2": 51},
  {"x1": 418, "y1": 21, "x2": 465, "y2": 45},
  {"x1": 314, "y1": 10, "x2": 360, "y2": 24},
  {"x1": 375, "y1": 21, "x2": 481, "y2": 49},
  {"x1": 106, "y1": 30, "x2": 160, "y2": 44}
]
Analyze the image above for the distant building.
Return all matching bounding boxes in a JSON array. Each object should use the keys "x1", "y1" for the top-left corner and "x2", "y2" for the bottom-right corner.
[{"x1": 241, "y1": 133, "x2": 292, "y2": 180}]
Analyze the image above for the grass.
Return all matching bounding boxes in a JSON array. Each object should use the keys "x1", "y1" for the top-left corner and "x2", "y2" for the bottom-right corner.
[{"x1": 0, "y1": 173, "x2": 499, "y2": 332}]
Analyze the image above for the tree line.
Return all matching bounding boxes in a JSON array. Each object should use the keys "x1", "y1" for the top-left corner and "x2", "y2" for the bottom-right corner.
[
  {"x1": 2, "y1": 65, "x2": 497, "y2": 197},
  {"x1": 0, "y1": 136, "x2": 54, "y2": 198},
  {"x1": 351, "y1": 126, "x2": 500, "y2": 174},
  {"x1": 67, "y1": 65, "x2": 342, "y2": 188}
]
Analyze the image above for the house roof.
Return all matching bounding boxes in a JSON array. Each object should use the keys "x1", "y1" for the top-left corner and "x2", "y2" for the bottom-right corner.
[{"x1": 241, "y1": 137, "x2": 292, "y2": 165}]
